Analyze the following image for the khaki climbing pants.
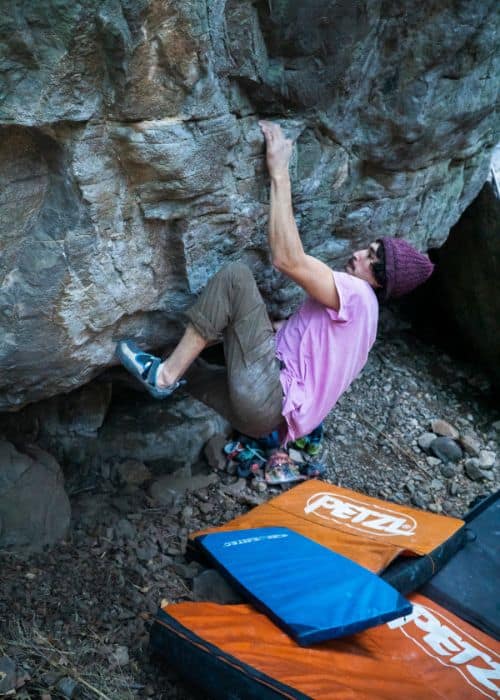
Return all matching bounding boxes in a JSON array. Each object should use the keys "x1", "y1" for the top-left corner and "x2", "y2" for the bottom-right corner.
[{"x1": 184, "y1": 263, "x2": 284, "y2": 438}]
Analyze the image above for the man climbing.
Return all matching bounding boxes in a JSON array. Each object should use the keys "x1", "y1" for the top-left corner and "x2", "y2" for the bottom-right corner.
[{"x1": 117, "y1": 121, "x2": 434, "y2": 444}]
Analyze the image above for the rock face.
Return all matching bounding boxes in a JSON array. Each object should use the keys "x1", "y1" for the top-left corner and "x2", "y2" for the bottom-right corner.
[
  {"x1": 0, "y1": 380, "x2": 230, "y2": 475},
  {"x1": 0, "y1": 441, "x2": 71, "y2": 550},
  {"x1": 1, "y1": 1, "x2": 499, "y2": 409}
]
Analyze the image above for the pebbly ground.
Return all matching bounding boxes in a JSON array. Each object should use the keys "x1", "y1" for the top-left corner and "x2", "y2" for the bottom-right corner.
[{"x1": 0, "y1": 308, "x2": 498, "y2": 699}]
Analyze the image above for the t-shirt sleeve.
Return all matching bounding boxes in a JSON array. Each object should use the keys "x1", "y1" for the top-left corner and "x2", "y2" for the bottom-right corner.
[{"x1": 326, "y1": 271, "x2": 369, "y2": 323}]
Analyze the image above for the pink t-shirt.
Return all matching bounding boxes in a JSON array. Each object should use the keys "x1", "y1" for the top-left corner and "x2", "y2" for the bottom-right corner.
[{"x1": 275, "y1": 271, "x2": 379, "y2": 444}]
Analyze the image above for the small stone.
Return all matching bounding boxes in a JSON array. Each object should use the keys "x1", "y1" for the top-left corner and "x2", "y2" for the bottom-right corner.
[
  {"x1": 459, "y1": 431, "x2": 481, "y2": 457},
  {"x1": 250, "y1": 480, "x2": 268, "y2": 493},
  {"x1": 198, "y1": 501, "x2": 214, "y2": 514},
  {"x1": 167, "y1": 545, "x2": 182, "y2": 556},
  {"x1": 404, "y1": 482, "x2": 415, "y2": 496},
  {"x1": 478, "y1": 450, "x2": 496, "y2": 469},
  {"x1": 0, "y1": 656, "x2": 16, "y2": 695},
  {"x1": 430, "y1": 478, "x2": 444, "y2": 490},
  {"x1": 428, "y1": 502, "x2": 442, "y2": 513},
  {"x1": 42, "y1": 672, "x2": 60, "y2": 687},
  {"x1": 150, "y1": 471, "x2": 217, "y2": 505},
  {"x1": 430, "y1": 419, "x2": 459, "y2": 439},
  {"x1": 182, "y1": 505, "x2": 194, "y2": 521},
  {"x1": 56, "y1": 677, "x2": 78, "y2": 699},
  {"x1": 430, "y1": 437, "x2": 463, "y2": 463},
  {"x1": 288, "y1": 448, "x2": 305, "y2": 463},
  {"x1": 417, "y1": 432, "x2": 436, "y2": 453},
  {"x1": 491, "y1": 420, "x2": 500, "y2": 432},
  {"x1": 204, "y1": 434, "x2": 228, "y2": 471},
  {"x1": 172, "y1": 562, "x2": 199, "y2": 579},
  {"x1": 114, "y1": 518, "x2": 137, "y2": 540},
  {"x1": 192, "y1": 569, "x2": 242, "y2": 604},
  {"x1": 136, "y1": 543, "x2": 158, "y2": 561},
  {"x1": 464, "y1": 459, "x2": 484, "y2": 481},
  {"x1": 114, "y1": 459, "x2": 151, "y2": 486},
  {"x1": 440, "y1": 463, "x2": 456, "y2": 479},
  {"x1": 223, "y1": 478, "x2": 247, "y2": 496},
  {"x1": 109, "y1": 645, "x2": 129, "y2": 667},
  {"x1": 426, "y1": 456, "x2": 442, "y2": 467},
  {"x1": 412, "y1": 493, "x2": 430, "y2": 509},
  {"x1": 449, "y1": 482, "x2": 459, "y2": 496}
]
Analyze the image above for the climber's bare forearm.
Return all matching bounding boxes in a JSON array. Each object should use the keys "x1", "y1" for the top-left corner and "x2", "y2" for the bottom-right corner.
[
  {"x1": 269, "y1": 172, "x2": 305, "y2": 271},
  {"x1": 260, "y1": 120, "x2": 340, "y2": 311}
]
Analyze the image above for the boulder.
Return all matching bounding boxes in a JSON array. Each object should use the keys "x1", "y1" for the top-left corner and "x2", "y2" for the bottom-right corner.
[
  {"x1": 95, "y1": 391, "x2": 230, "y2": 469},
  {"x1": 0, "y1": 0, "x2": 498, "y2": 409},
  {"x1": 0, "y1": 441, "x2": 71, "y2": 550}
]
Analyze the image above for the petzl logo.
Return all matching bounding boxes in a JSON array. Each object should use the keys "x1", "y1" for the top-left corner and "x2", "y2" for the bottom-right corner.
[
  {"x1": 304, "y1": 492, "x2": 417, "y2": 537},
  {"x1": 388, "y1": 604, "x2": 500, "y2": 698}
]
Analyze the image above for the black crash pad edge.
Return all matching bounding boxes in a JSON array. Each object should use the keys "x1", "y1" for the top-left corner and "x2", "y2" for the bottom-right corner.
[
  {"x1": 381, "y1": 523, "x2": 466, "y2": 596},
  {"x1": 150, "y1": 607, "x2": 310, "y2": 700}
]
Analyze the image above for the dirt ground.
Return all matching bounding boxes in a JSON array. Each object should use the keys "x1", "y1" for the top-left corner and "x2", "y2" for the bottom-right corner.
[{"x1": 1, "y1": 310, "x2": 498, "y2": 699}]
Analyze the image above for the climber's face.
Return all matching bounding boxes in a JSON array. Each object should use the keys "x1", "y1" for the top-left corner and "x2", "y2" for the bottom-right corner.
[{"x1": 345, "y1": 241, "x2": 383, "y2": 289}]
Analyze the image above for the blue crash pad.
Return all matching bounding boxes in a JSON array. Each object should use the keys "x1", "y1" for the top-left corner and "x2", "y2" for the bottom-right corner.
[{"x1": 195, "y1": 526, "x2": 412, "y2": 645}]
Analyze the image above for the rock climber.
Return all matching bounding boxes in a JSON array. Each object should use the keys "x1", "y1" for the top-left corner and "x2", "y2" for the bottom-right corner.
[{"x1": 117, "y1": 121, "x2": 434, "y2": 444}]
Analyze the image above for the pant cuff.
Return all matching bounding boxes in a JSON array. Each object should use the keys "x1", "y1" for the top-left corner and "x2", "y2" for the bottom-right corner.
[{"x1": 184, "y1": 307, "x2": 221, "y2": 344}]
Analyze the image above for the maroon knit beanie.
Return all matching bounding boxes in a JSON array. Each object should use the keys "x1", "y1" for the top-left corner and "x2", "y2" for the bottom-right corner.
[{"x1": 380, "y1": 237, "x2": 434, "y2": 300}]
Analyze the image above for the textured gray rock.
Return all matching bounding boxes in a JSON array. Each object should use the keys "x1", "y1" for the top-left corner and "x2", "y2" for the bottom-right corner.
[
  {"x1": 0, "y1": 656, "x2": 16, "y2": 696},
  {"x1": 459, "y1": 431, "x2": 482, "y2": 457},
  {"x1": 478, "y1": 450, "x2": 496, "y2": 469},
  {"x1": 430, "y1": 437, "x2": 463, "y2": 463},
  {"x1": 204, "y1": 433, "x2": 229, "y2": 471},
  {"x1": 0, "y1": 441, "x2": 71, "y2": 550},
  {"x1": 464, "y1": 458, "x2": 485, "y2": 481},
  {"x1": 192, "y1": 569, "x2": 242, "y2": 604},
  {"x1": 430, "y1": 419, "x2": 459, "y2": 440},
  {"x1": 0, "y1": 0, "x2": 499, "y2": 409},
  {"x1": 149, "y1": 467, "x2": 218, "y2": 506},
  {"x1": 113, "y1": 459, "x2": 151, "y2": 486},
  {"x1": 417, "y1": 432, "x2": 436, "y2": 453},
  {"x1": 0, "y1": 380, "x2": 113, "y2": 463},
  {"x1": 96, "y1": 392, "x2": 229, "y2": 468},
  {"x1": 0, "y1": 381, "x2": 230, "y2": 472},
  {"x1": 439, "y1": 463, "x2": 456, "y2": 479}
]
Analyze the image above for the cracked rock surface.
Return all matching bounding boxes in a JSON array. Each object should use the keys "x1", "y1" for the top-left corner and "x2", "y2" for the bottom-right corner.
[{"x1": 1, "y1": 0, "x2": 499, "y2": 409}]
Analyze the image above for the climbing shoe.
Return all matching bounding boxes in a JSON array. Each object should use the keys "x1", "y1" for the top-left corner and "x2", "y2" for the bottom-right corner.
[{"x1": 115, "y1": 339, "x2": 185, "y2": 399}]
